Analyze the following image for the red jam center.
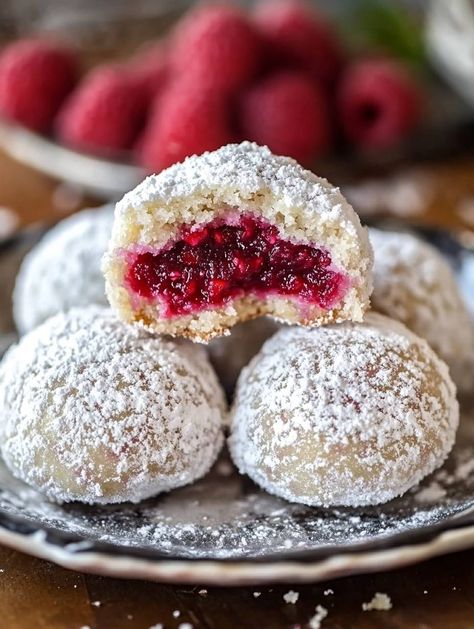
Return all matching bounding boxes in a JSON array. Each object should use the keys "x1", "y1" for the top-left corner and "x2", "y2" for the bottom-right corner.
[{"x1": 125, "y1": 214, "x2": 348, "y2": 317}]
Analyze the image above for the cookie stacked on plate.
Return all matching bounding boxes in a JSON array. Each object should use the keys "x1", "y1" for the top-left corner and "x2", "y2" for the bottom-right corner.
[{"x1": 1, "y1": 142, "x2": 469, "y2": 507}]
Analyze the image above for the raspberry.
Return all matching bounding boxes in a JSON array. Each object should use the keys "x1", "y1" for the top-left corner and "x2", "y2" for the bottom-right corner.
[
  {"x1": 56, "y1": 65, "x2": 147, "y2": 154},
  {"x1": 170, "y1": 4, "x2": 262, "y2": 94},
  {"x1": 137, "y1": 80, "x2": 233, "y2": 172},
  {"x1": 254, "y1": 0, "x2": 343, "y2": 85},
  {"x1": 238, "y1": 71, "x2": 330, "y2": 163},
  {"x1": 337, "y1": 58, "x2": 422, "y2": 149},
  {"x1": 0, "y1": 39, "x2": 77, "y2": 132},
  {"x1": 128, "y1": 41, "x2": 168, "y2": 103}
]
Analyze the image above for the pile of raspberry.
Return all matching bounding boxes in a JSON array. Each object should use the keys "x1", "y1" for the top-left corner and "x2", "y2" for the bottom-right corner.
[{"x1": 0, "y1": 0, "x2": 422, "y2": 170}]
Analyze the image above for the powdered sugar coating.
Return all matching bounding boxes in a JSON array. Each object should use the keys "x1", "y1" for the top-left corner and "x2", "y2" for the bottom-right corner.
[
  {"x1": 370, "y1": 228, "x2": 474, "y2": 392},
  {"x1": 229, "y1": 312, "x2": 459, "y2": 507},
  {"x1": 104, "y1": 142, "x2": 372, "y2": 341},
  {"x1": 0, "y1": 306, "x2": 226, "y2": 504},
  {"x1": 13, "y1": 205, "x2": 113, "y2": 334}
]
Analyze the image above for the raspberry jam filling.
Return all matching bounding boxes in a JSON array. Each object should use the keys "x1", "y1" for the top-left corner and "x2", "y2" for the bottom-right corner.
[{"x1": 125, "y1": 214, "x2": 348, "y2": 317}]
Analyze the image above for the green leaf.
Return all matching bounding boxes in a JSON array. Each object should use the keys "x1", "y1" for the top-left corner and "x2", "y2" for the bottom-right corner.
[{"x1": 346, "y1": 0, "x2": 426, "y2": 68}]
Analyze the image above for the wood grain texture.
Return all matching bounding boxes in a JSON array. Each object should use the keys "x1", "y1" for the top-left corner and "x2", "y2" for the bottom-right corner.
[
  {"x1": 0, "y1": 545, "x2": 473, "y2": 628},
  {"x1": 0, "y1": 147, "x2": 474, "y2": 628}
]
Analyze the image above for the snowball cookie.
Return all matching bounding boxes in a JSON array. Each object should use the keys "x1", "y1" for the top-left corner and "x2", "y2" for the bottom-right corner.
[
  {"x1": 370, "y1": 228, "x2": 474, "y2": 392},
  {"x1": 229, "y1": 312, "x2": 459, "y2": 507},
  {"x1": 207, "y1": 317, "x2": 281, "y2": 394},
  {"x1": 13, "y1": 204, "x2": 114, "y2": 334},
  {"x1": 0, "y1": 306, "x2": 226, "y2": 504},
  {"x1": 104, "y1": 142, "x2": 372, "y2": 342}
]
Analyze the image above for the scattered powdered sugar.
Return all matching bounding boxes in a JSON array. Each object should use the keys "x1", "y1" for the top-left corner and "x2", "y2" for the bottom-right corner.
[
  {"x1": 229, "y1": 312, "x2": 459, "y2": 507},
  {"x1": 13, "y1": 205, "x2": 114, "y2": 334},
  {"x1": 0, "y1": 428, "x2": 473, "y2": 560},
  {"x1": 323, "y1": 589, "x2": 334, "y2": 596},
  {"x1": 0, "y1": 306, "x2": 226, "y2": 504},
  {"x1": 369, "y1": 228, "x2": 474, "y2": 392},
  {"x1": 172, "y1": 610, "x2": 180, "y2": 618},
  {"x1": 178, "y1": 624, "x2": 193, "y2": 629},
  {"x1": 309, "y1": 605, "x2": 328, "y2": 628},
  {"x1": 253, "y1": 592, "x2": 261, "y2": 598},
  {"x1": 362, "y1": 592, "x2": 392, "y2": 611},
  {"x1": 283, "y1": 590, "x2": 299, "y2": 604}
]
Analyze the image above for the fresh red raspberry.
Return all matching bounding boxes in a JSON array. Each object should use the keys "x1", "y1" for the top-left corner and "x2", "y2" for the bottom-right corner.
[
  {"x1": 56, "y1": 65, "x2": 147, "y2": 155},
  {"x1": 170, "y1": 4, "x2": 262, "y2": 94},
  {"x1": 0, "y1": 39, "x2": 77, "y2": 132},
  {"x1": 127, "y1": 41, "x2": 169, "y2": 103},
  {"x1": 337, "y1": 58, "x2": 422, "y2": 149},
  {"x1": 137, "y1": 79, "x2": 233, "y2": 172},
  {"x1": 238, "y1": 71, "x2": 331, "y2": 163},
  {"x1": 253, "y1": 0, "x2": 343, "y2": 85}
]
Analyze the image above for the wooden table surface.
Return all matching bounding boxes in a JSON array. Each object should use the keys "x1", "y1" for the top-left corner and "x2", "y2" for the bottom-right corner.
[{"x1": 0, "y1": 149, "x2": 474, "y2": 629}]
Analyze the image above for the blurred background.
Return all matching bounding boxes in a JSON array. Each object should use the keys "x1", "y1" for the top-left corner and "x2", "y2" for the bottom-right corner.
[{"x1": 0, "y1": 0, "x2": 473, "y2": 246}]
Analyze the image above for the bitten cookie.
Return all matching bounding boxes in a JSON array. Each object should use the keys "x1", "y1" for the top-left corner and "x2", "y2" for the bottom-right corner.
[{"x1": 104, "y1": 142, "x2": 372, "y2": 341}]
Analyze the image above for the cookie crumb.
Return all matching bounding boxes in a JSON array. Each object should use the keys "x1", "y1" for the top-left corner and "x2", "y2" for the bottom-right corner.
[
  {"x1": 283, "y1": 590, "x2": 299, "y2": 604},
  {"x1": 362, "y1": 592, "x2": 392, "y2": 611},
  {"x1": 309, "y1": 605, "x2": 328, "y2": 628}
]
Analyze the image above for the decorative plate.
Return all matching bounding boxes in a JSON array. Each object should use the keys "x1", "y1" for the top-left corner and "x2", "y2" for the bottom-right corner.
[{"x1": 0, "y1": 229, "x2": 473, "y2": 585}]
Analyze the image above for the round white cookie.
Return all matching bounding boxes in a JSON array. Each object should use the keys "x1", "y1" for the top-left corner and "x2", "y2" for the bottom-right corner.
[
  {"x1": 229, "y1": 312, "x2": 459, "y2": 507},
  {"x1": 13, "y1": 205, "x2": 114, "y2": 334},
  {"x1": 0, "y1": 306, "x2": 226, "y2": 504},
  {"x1": 370, "y1": 228, "x2": 474, "y2": 392}
]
